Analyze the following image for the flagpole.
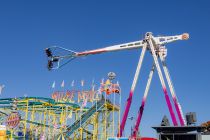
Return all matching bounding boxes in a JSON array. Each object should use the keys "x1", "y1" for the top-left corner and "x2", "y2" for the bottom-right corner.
[
  {"x1": 92, "y1": 78, "x2": 95, "y2": 106},
  {"x1": 119, "y1": 84, "x2": 121, "y2": 136},
  {"x1": 80, "y1": 80, "x2": 84, "y2": 128}
]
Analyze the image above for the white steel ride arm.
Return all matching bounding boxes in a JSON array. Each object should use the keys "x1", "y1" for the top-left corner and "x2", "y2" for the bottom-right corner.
[
  {"x1": 76, "y1": 40, "x2": 144, "y2": 56},
  {"x1": 75, "y1": 33, "x2": 189, "y2": 57},
  {"x1": 159, "y1": 53, "x2": 186, "y2": 126},
  {"x1": 45, "y1": 33, "x2": 189, "y2": 70},
  {"x1": 147, "y1": 33, "x2": 178, "y2": 126},
  {"x1": 154, "y1": 33, "x2": 189, "y2": 45}
]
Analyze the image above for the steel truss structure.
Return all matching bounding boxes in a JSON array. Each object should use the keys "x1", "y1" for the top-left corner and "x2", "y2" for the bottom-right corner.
[
  {"x1": 0, "y1": 85, "x2": 121, "y2": 139},
  {"x1": 45, "y1": 32, "x2": 189, "y2": 139}
]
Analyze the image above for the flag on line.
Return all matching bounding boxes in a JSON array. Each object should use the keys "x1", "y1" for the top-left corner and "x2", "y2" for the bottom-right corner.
[
  {"x1": 52, "y1": 81, "x2": 55, "y2": 89},
  {"x1": 71, "y1": 80, "x2": 74, "y2": 87},
  {"x1": 81, "y1": 80, "x2": 84, "y2": 87},
  {"x1": 61, "y1": 80, "x2": 65, "y2": 88}
]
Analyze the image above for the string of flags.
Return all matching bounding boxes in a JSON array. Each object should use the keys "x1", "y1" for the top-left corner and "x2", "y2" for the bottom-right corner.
[
  {"x1": 50, "y1": 78, "x2": 121, "y2": 109},
  {"x1": 50, "y1": 79, "x2": 120, "y2": 95},
  {"x1": 51, "y1": 79, "x2": 105, "y2": 89},
  {"x1": 51, "y1": 80, "x2": 86, "y2": 89}
]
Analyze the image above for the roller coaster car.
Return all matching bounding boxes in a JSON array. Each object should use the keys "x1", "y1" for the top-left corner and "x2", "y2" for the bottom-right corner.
[
  {"x1": 45, "y1": 48, "x2": 52, "y2": 57},
  {"x1": 47, "y1": 60, "x2": 53, "y2": 70},
  {"x1": 45, "y1": 47, "x2": 77, "y2": 70},
  {"x1": 47, "y1": 58, "x2": 59, "y2": 70}
]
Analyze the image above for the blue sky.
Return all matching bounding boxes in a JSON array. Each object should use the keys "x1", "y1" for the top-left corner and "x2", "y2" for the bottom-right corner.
[{"x1": 0, "y1": 0, "x2": 210, "y2": 137}]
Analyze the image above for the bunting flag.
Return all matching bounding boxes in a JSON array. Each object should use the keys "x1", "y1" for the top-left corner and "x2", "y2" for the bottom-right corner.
[
  {"x1": 105, "y1": 79, "x2": 111, "y2": 85},
  {"x1": 81, "y1": 80, "x2": 84, "y2": 87},
  {"x1": 71, "y1": 80, "x2": 75, "y2": 87},
  {"x1": 101, "y1": 78, "x2": 104, "y2": 84},
  {"x1": 117, "y1": 81, "x2": 119, "y2": 85},
  {"x1": 61, "y1": 80, "x2": 65, "y2": 88},
  {"x1": 91, "y1": 79, "x2": 95, "y2": 91},
  {"x1": 52, "y1": 81, "x2": 55, "y2": 89},
  {"x1": 0, "y1": 85, "x2": 5, "y2": 95}
]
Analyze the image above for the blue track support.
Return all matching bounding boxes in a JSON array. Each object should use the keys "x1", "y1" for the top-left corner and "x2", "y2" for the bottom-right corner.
[{"x1": 65, "y1": 98, "x2": 105, "y2": 137}]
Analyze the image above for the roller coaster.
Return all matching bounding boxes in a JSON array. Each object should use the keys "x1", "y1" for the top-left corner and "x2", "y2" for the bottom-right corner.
[{"x1": 0, "y1": 79, "x2": 121, "y2": 139}]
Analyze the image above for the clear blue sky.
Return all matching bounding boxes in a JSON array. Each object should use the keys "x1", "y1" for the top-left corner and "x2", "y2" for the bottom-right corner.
[{"x1": 0, "y1": 0, "x2": 210, "y2": 137}]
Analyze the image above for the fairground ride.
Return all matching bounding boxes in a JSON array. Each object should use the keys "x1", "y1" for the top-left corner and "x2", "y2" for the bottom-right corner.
[{"x1": 45, "y1": 32, "x2": 189, "y2": 139}]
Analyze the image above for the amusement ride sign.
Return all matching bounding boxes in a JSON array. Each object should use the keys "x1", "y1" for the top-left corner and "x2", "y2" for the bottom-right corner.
[
  {"x1": 6, "y1": 112, "x2": 21, "y2": 129},
  {"x1": 51, "y1": 79, "x2": 120, "y2": 103}
]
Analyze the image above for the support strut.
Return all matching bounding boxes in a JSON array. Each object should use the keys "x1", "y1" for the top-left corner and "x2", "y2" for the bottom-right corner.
[
  {"x1": 132, "y1": 64, "x2": 155, "y2": 137},
  {"x1": 147, "y1": 36, "x2": 178, "y2": 126},
  {"x1": 159, "y1": 55, "x2": 186, "y2": 126},
  {"x1": 118, "y1": 42, "x2": 147, "y2": 137}
]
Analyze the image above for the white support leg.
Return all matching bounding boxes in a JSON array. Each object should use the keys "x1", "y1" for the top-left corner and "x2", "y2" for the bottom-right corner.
[
  {"x1": 132, "y1": 64, "x2": 155, "y2": 137},
  {"x1": 119, "y1": 42, "x2": 147, "y2": 137},
  {"x1": 147, "y1": 35, "x2": 178, "y2": 126},
  {"x1": 159, "y1": 54, "x2": 186, "y2": 126}
]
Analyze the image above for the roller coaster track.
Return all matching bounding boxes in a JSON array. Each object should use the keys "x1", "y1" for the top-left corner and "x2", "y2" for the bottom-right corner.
[{"x1": 65, "y1": 98, "x2": 106, "y2": 137}]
